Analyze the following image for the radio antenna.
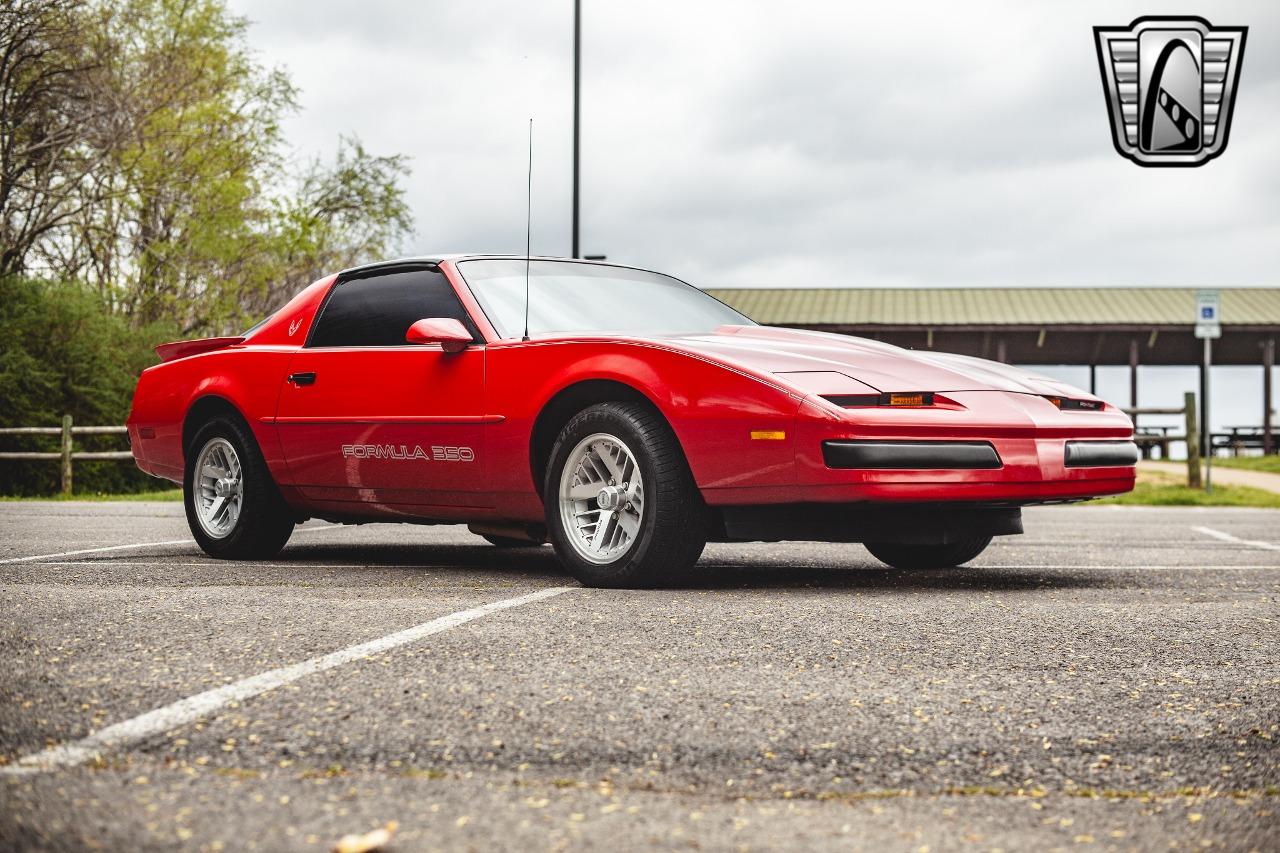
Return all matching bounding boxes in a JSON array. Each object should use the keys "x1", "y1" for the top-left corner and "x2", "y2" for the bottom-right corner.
[{"x1": 522, "y1": 117, "x2": 533, "y2": 342}]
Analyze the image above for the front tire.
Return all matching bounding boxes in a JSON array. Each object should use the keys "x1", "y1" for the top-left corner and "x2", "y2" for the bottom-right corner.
[
  {"x1": 544, "y1": 402, "x2": 707, "y2": 588},
  {"x1": 864, "y1": 535, "x2": 992, "y2": 570},
  {"x1": 184, "y1": 417, "x2": 294, "y2": 559}
]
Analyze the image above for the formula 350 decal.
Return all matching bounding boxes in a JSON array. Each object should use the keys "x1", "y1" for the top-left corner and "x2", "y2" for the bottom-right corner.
[{"x1": 341, "y1": 444, "x2": 474, "y2": 461}]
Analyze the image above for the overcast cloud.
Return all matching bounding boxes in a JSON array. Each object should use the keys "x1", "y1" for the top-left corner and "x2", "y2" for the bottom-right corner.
[{"x1": 226, "y1": 0, "x2": 1279, "y2": 290}]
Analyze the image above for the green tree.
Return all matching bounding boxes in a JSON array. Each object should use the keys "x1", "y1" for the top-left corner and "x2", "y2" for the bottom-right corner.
[
  {"x1": 0, "y1": 274, "x2": 174, "y2": 494},
  {"x1": 243, "y1": 137, "x2": 412, "y2": 322},
  {"x1": 73, "y1": 0, "x2": 298, "y2": 331},
  {"x1": 6, "y1": 0, "x2": 414, "y2": 334},
  {"x1": 0, "y1": 0, "x2": 415, "y2": 494}
]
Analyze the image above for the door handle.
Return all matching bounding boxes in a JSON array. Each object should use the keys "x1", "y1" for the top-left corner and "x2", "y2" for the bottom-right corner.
[{"x1": 287, "y1": 372, "x2": 316, "y2": 386}]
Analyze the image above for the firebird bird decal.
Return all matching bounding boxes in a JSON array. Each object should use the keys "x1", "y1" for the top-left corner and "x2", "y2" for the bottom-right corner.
[
  {"x1": 341, "y1": 444, "x2": 474, "y2": 461},
  {"x1": 288, "y1": 317, "x2": 303, "y2": 336}
]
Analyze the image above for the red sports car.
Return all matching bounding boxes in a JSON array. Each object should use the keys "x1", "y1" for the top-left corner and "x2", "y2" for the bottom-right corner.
[{"x1": 127, "y1": 256, "x2": 1137, "y2": 587}]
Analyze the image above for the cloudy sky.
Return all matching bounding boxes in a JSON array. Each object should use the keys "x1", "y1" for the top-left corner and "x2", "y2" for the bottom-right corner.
[{"x1": 226, "y1": 0, "x2": 1278, "y2": 290}]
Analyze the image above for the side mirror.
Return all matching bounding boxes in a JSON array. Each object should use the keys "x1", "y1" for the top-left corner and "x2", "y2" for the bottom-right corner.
[{"x1": 405, "y1": 318, "x2": 471, "y2": 353}]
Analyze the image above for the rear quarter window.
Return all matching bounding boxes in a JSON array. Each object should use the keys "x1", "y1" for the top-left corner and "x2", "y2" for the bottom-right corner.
[{"x1": 308, "y1": 267, "x2": 479, "y2": 347}]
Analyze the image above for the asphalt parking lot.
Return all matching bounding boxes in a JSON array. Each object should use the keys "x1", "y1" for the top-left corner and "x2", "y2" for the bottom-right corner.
[{"x1": 1, "y1": 502, "x2": 1277, "y2": 852}]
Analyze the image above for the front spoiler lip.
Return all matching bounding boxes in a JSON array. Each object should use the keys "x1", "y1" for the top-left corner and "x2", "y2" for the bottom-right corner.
[{"x1": 823, "y1": 439, "x2": 1003, "y2": 470}]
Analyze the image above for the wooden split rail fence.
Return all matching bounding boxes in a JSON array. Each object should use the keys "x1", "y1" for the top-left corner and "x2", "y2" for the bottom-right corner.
[
  {"x1": 1122, "y1": 391, "x2": 1201, "y2": 488},
  {"x1": 0, "y1": 416, "x2": 132, "y2": 495}
]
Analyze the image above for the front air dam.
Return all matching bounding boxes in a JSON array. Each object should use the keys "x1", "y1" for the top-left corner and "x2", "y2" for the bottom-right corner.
[{"x1": 715, "y1": 503, "x2": 1023, "y2": 544}]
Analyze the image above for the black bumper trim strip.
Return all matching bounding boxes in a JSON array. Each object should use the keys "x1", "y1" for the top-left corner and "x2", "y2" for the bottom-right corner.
[
  {"x1": 1064, "y1": 440, "x2": 1140, "y2": 468},
  {"x1": 822, "y1": 440, "x2": 1002, "y2": 470}
]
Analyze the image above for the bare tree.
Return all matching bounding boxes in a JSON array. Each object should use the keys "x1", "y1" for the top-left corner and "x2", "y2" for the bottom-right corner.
[
  {"x1": 3, "y1": 0, "x2": 412, "y2": 336},
  {"x1": 0, "y1": 0, "x2": 123, "y2": 276}
]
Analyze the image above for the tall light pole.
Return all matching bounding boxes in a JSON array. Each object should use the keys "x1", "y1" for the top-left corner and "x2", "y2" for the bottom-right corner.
[{"x1": 571, "y1": 0, "x2": 581, "y2": 259}]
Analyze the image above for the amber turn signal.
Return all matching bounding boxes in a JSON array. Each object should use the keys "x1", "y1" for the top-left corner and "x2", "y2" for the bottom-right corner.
[
  {"x1": 750, "y1": 430, "x2": 787, "y2": 441},
  {"x1": 821, "y1": 392, "x2": 935, "y2": 408}
]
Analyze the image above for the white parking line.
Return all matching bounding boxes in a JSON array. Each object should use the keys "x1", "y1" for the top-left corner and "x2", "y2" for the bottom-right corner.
[
  {"x1": 1, "y1": 586, "x2": 575, "y2": 775},
  {"x1": 0, "y1": 538, "x2": 195, "y2": 565},
  {"x1": 1192, "y1": 525, "x2": 1280, "y2": 552},
  {"x1": 11, "y1": 561, "x2": 462, "y2": 569},
  {"x1": 976, "y1": 564, "x2": 1279, "y2": 570},
  {"x1": 0, "y1": 524, "x2": 342, "y2": 565}
]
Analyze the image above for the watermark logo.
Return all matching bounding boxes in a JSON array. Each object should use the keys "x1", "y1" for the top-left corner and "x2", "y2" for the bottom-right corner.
[{"x1": 1094, "y1": 16, "x2": 1246, "y2": 167}]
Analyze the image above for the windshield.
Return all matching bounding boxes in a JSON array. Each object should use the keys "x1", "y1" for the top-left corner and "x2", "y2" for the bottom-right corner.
[{"x1": 457, "y1": 259, "x2": 753, "y2": 338}]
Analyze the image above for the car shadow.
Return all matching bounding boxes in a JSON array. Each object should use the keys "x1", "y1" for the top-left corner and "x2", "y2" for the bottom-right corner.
[
  {"x1": 680, "y1": 562, "x2": 1110, "y2": 592},
  {"x1": 277, "y1": 542, "x2": 1113, "y2": 593},
  {"x1": 277, "y1": 541, "x2": 569, "y2": 581}
]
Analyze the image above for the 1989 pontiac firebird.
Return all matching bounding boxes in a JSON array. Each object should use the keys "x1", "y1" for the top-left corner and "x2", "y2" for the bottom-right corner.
[{"x1": 127, "y1": 257, "x2": 1138, "y2": 587}]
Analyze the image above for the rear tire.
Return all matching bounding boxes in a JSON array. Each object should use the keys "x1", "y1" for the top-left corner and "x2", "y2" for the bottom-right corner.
[
  {"x1": 864, "y1": 535, "x2": 992, "y2": 570},
  {"x1": 544, "y1": 402, "x2": 707, "y2": 588},
  {"x1": 184, "y1": 416, "x2": 294, "y2": 560}
]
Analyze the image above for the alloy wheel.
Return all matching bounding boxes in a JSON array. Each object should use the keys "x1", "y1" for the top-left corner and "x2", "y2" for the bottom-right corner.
[
  {"x1": 558, "y1": 433, "x2": 645, "y2": 564},
  {"x1": 193, "y1": 437, "x2": 243, "y2": 539}
]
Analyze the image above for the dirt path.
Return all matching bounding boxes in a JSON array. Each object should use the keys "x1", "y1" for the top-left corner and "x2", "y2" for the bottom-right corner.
[{"x1": 1139, "y1": 460, "x2": 1280, "y2": 494}]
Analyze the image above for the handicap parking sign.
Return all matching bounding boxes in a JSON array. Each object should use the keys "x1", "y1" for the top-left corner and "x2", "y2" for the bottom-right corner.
[{"x1": 1195, "y1": 290, "x2": 1221, "y2": 338}]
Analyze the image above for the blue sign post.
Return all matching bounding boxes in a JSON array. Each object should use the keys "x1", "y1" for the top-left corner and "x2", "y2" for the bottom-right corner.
[{"x1": 1195, "y1": 290, "x2": 1221, "y2": 491}]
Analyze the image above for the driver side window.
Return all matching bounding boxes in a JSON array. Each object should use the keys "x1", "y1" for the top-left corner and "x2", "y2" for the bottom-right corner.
[{"x1": 308, "y1": 266, "x2": 479, "y2": 348}]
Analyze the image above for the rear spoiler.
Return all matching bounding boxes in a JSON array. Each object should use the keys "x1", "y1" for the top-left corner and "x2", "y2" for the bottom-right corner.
[{"x1": 154, "y1": 336, "x2": 245, "y2": 363}]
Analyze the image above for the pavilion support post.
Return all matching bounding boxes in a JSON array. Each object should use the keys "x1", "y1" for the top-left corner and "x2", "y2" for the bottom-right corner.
[
  {"x1": 996, "y1": 339, "x2": 1007, "y2": 363},
  {"x1": 1264, "y1": 338, "x2": 1275, "y2": 455},
  {"x1": 1199, "y1": 352, "x2": 1209, "y2": 458},
  {"x1": 1128, "y1": 339, "x2": 1139, "y2": 408},
  {"x1": 1089, "y1": 364, "x2": 1097, "y2": 395},
  {"x1": 1184, "y1": 391, "x2": 1201, "y2": 489}
]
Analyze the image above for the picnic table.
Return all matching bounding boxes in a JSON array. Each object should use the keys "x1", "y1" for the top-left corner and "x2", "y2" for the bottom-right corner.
[
  {"x1": 1210, "y1": 426, "x2": 1276, "y2": 456},
  {"x1": 1133, "y1": 425, "x2": 1177, "y2": 460}
]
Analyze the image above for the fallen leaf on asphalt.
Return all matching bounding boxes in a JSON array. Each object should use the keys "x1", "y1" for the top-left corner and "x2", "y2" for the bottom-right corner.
[{"x1": 332, "y1": 821, "x2": 398, "y2": 853}]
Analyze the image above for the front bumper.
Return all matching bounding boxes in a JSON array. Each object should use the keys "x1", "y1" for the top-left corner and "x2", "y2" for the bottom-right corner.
[
  {"x1": 801, "y1": 391, "x2": 1135, "y2": 504},
  {"x1": 701, "y1": 390, "x2": 1137, "y2": 507},
  {"x1": 823, "y1": 437, "x2": 1140, "y2": 474}
]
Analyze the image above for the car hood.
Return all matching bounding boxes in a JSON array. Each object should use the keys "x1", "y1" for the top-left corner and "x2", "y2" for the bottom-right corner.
[{"x1": 665, "y1": 325, "x2": 1093, "y2": 398}]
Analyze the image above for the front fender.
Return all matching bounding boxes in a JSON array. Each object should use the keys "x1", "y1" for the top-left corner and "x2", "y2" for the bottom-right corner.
[{"x1": 486, "y1": 341, "x2": 805, "y2": 506}]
